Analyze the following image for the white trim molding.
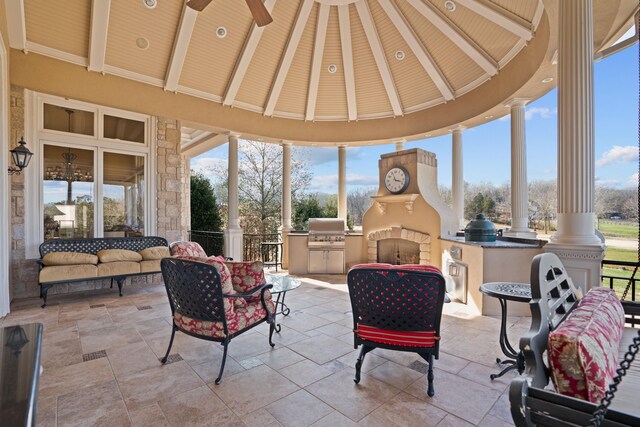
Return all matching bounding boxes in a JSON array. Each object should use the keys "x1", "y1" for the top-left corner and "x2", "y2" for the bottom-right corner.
[{"x1": 0, "y1": 33, "x2": 10, "y2": 316}]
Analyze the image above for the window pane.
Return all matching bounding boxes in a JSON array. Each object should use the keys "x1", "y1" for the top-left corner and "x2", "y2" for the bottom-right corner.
[
  {"x1": 103, "y1": 152, "x2": 145, "y2": 237},
  {"x1": 103, "y1": 115, "x2": 145, "y2": 143},
  {"x1": 43, "y1": 145, "x2": 94, "y2": 240},
  {"x1": 43, "y1": 104, "x2": 94, "y2": 136}
]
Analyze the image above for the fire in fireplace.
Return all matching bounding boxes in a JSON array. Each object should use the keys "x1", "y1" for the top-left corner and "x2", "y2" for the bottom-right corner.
[{"x1": 377, "y1": 239, "x2": 420, "y2": 265}]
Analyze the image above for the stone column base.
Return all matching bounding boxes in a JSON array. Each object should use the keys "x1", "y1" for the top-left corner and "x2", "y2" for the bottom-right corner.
[
  {"x1": 544, "y1": 242, "x2": 605, "y2": 292},
  {"x1": 280, "y1": 227, "x2": 292, "y2": 270},
  {"x1": 224, "y1": 227, "x2": 244, "y2": 262}
]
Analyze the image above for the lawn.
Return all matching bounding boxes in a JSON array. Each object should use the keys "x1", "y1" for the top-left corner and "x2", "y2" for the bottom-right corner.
[
  {"x1": 598, "y1": 221, "x2": 639, "y2": 239},
  {"x1": 602, "y1": 247, "x2": 638, "y2": 298}
]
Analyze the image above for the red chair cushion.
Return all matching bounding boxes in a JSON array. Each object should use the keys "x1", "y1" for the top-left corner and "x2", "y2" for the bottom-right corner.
[
  {"x1": 174, "y1": 301, "x2": 270, "y2": 339},
  {"x1": 350, "y1": 263, "x2": 442, "y2": 275},
  {"x1": 170, "y1": 241, "x2": 208, "y2": 258},
  {"x1": 356, "y1": 324, "x2": 438, "y2": 348},
  {"x1": 548, "y1": 287, "x2": 625, "y2": 403}
]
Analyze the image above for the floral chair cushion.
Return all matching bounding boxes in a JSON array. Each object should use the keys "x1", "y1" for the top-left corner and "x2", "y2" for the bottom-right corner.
[
  {"x1": 174, "y1": 301, "x2": 270, "y2": 339},
  {"x1": 225, "y1": 261, "x2": 275, "y2": 314},
  {"x1": 548, "y1": 287, "x2": 625, "y2": 402},
  {"x1": 172, "y1": 255, "x2": 240, "y2": 314},
  {"x1": 169, "y1": 241, "x2": 208, "y2": 258}
]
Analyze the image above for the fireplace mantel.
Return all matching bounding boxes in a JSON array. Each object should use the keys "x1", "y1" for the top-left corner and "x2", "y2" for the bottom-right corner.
[{"x1": 371, "y1": 193, "x2": 419, "y2": 215}]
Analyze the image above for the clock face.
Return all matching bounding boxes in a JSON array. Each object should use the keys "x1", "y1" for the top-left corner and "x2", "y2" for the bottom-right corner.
[{"x1": 384, "y1": 167, "x2": 409, "y2": 194}]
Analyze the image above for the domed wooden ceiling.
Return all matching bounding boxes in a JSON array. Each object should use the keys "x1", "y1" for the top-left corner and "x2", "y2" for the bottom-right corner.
[{"x1": 8, "y1": 0, "x2": 638, "y2": 145}]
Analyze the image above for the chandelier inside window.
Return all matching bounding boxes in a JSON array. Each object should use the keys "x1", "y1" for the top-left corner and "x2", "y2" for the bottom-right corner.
[{"x1": 44, "y1": 109, "x2": 93, "y2": 183}]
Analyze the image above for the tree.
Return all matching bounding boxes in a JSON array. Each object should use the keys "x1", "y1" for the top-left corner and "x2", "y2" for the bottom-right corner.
[
  {"x1": 529, "y1": 180, "x2": 556, "y2": 233},
  {"x1": 293, "y1": 194, "x2": 324, "y2": 230},
  {"x1": 465, "y1": 192, "x2": 496, "y2": 220},
  {"x1": 190, "y1": 172, "x2": 223, "y2": 232},
  {"x1": 206, "y1": 141, "x2": 312, "y2": 235},
  {"x1": 348, "y1": 187, "x2": 375, "y2": 226}
]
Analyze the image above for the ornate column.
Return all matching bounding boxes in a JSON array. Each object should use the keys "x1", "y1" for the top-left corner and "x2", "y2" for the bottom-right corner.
[
  {"x1": 505, "y1": 99, "x2": 536, "y2": 238},
  {"x1": 281, "y1": 142, "x2": 292, "y2": 268},
  {"x1": 338, "y1": 144, "x2": 347, "y2": 223},
  {"x1": 545, "y1": 0, "x2": 604, "y2": 290},
  {"x1": 451, "y1": 128, "x2": 464, "y2": 229},
  {"x1": 224, "y1": 133, "x2": 244, "y2": 261}
]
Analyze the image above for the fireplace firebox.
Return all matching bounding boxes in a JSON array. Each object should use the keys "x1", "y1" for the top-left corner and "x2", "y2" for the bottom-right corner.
[{"x1": 377, "y1": 239, "x2": 420, "y2": 265}]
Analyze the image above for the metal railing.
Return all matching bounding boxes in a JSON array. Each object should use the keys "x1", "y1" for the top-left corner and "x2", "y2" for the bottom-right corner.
[
  {"x1": 188, "y1": 230, "x2": 225, "y2": 257},
  {"x1": 601, "y1": 259, "x2": 639, "y2": 301},
  {"x1": 243, "y1": 233, "x2": 279, "y2": 261}
]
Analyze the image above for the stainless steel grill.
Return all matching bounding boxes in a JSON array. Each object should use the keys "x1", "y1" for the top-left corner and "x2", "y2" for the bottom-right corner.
[{"x1": 308, "y1": 218, "x2": 345, "y2": 274}]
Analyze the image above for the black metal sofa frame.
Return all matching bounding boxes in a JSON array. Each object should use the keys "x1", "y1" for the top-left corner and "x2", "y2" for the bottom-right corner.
[
  {"x1": 509, "y1": 253, "x2": 640, "y2": 427},
  {"x1": 38, "y1": 236, "x2": 168, "y2": 307}
]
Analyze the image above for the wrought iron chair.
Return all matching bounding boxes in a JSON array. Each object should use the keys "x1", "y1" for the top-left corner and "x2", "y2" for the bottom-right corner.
[
  {"x1": 160, "y1": 257, "x2": 276, "y2": 384},
  {"x1": 347, "y1": 264, "x2": 446, "y2": 396}
]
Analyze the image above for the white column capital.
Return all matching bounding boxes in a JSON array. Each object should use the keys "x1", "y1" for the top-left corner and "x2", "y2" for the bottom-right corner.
[
  {"x1": 228, "y1": 132, "x2": 241, "y2": 140},
  {"x1": 337, "y1": 144, "x2": 348, "y2": 149},
  {"x1": 449, "y1": 125, "x2": 465, "y2": 134},
  {"x1": 281, "y1": 140, "x2": 292, "y2": 147},
  {"x1": 504, "y1": 98, "x2": 530, "y2": 108}
]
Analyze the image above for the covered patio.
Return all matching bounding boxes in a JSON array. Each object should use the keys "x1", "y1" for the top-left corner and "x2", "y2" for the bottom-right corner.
[{"x1": 0, "y1": 0, "x2": 638, "y2": 425}]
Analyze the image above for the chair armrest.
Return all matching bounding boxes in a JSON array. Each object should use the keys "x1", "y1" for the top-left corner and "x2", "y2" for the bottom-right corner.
[
  {"x1": 36, "y1": 260, "x2": 45, "y2": 271},
  {"x1": 223, "y1": 283, "x2": 273, "y2": 299}
]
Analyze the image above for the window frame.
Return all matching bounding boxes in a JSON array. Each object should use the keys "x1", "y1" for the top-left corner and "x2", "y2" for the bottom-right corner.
[{"x1": 24, "y1": 91, "x2": 156, "y2": 259}]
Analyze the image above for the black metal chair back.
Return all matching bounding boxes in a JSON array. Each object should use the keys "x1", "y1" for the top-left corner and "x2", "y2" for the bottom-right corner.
[
  {"x1": 347, "y1": 268, "x2": 446, "y2": 343},
  {"x1": 160, "y1": 257, "x2": 227, "y2": 325}
]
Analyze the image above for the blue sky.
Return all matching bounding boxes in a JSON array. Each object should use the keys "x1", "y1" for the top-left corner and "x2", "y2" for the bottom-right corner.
[{"x1": 192, "y1": 40, "x2": 638, "y2": 194}]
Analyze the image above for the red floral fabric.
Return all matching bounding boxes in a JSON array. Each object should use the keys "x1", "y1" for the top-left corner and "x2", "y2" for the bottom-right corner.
[
  {"x1": 174, "y1": 301, "x2": 270, "y2": 339},
  {"x1": 548, "y1": 287, "x2": 625, "y2": 402},
  {"x1": 169, "y1": 241, "x2": 208, "y2": 258},
  {"x1": 225, "y1": 261, "x2": 275, "y2": 314}
]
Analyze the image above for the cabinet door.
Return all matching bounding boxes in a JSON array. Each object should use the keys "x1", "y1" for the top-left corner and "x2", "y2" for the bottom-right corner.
[
  {"x1": 308, "y1": 250, "x2": 326, "y2": 274},
  {"x1": 325, "y1": 250, "x2": 344, "y2": 274}
]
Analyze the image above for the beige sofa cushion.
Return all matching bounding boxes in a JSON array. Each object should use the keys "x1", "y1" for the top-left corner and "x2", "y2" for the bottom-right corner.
[
  {"x1": 39, "y1": 265, "x2": 97, "y2": 283},
  {"x1": 42, "y1": 252, "x2": 98, "y2": 266},
  {"x1": 139, "y1": 246, "x2": 170, "y2": 261},
  {"x1": 97, "y1": 249, "x2": 142, "y2": 263},
  {"x1": 97, "y1": 261, "x2": 140, "y2": 277},
  {"x1": 140, "y1": 259, "x2": 161, "y2": 273}
]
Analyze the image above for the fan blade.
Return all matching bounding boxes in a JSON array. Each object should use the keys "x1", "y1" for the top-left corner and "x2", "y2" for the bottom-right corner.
[
  {"x1": 186, "y1": 0, "x2": 213, "y2": 12},
  {"x1": 245, "y1": 0, "x2": 273, "y2": 27}
]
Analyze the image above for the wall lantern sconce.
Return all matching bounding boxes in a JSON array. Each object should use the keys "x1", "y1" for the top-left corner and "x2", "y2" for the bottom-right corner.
[{"x1": 8, "y1": 136, "x2": 33, "y2": 175}]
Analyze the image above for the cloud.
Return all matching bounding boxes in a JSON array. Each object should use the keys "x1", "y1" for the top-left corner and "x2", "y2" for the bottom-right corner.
[
  {"x1": 498, "y1": 106, "x2": 557, "y2": 121},
  {"x1": 190, "y1": 156, "x2": 226, "y2": 174},
  {"x1": 297, "y1": 146, "x2": 364, "y2": 166},
  {"x1": 307, "y1": 173, "x2": 378, "y2": 192},
  {"x1": 626, "y1": 173, "x2": 639, "y2": 188},
  {"x1": 595, "y1": 177, "x2": 621, "y2": 187},
  {"x1": 596, "y1": 145, "x2": 638, "y2": 167}
]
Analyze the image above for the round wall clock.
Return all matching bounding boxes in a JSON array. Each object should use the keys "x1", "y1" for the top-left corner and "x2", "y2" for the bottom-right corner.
[{"x1": 384, "y1": 166, "x2": 410, "y2": 194}]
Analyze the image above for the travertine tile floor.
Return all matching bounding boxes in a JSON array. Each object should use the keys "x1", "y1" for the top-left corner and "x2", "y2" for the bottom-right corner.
[{"x1": 2, "y1": 274, "x2": 531, "y2": 426}]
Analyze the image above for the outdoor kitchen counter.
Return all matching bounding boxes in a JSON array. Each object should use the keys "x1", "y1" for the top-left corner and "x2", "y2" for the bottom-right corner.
[
  {"x1": 440, "y1": 237, "x2": 545, "y2": 316},
  {"x1": 287, "y1": 232, "x2": 364, "y2": 275}
]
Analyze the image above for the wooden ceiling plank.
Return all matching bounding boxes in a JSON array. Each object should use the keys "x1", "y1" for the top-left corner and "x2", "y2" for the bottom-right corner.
[
  {"x1": 355, "y1": 0, "x2": 403, "y2": 116},
  {"x1": 5, "y1": 0, "x2": 27, "y2": 51},
  {"x1": 223, "y1": 0, "x2": 278, "y2": 106},
  {"x1": 164, "y1": 4, "x2": 199, "y2": 91},
  {"x1": 88, "y1": 0, "x2": 111, "y2": 73},
  {"x1": 377, "y1": 0, "x2": 454, "y2": 101},
  {"x1": 305, "y1": 4, "x2": 330, "y2": 121},
  {"x1": 338, "y1": 4, "x2": 357, "y2": 121},
  {"x1": 456, "y1": 0, "x2": 532, "y2": 41},
  {"x1": 264, "y1": 0, "x2": 315, "y2": 117},
  {"x1": 405, "y1": 0, "x2": 497, "y2": 76}
]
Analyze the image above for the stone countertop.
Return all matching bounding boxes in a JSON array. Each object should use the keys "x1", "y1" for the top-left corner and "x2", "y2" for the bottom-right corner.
[{"x1": 441, "y1": 236, "x2": 545, "y2": 248}]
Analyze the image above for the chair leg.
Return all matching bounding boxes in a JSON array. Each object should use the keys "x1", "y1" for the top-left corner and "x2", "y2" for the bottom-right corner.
[
  {"x1": 215, "y1": 339, "x2": 230, "y2": 385},
  {"x1": 354, "y1": 345, "x2": 372, "y2": 384},
  {"x1": 426, "y1": 353, "x2": 435, "y2": 397},
  {"x1": 160, "y1": 326, "x2": 177, "y2": 364},
  {"x1": 268, "y1": 321, "x2": 275, "y2": 347},
  {"x1": 116, "y1": 278, "x2": 124, "y2": 296}
]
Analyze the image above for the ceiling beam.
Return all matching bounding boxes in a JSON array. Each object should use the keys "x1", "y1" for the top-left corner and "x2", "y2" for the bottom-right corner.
[
  {"x1": 456, "y1": 0, "x2": 532, "y2": 41},
  {"x1": 164, "y1": 4, "x2": 199, "y2": 91},
  {"x1": 182, "y1": 132, "x2": 229, "y2": 158},
  {"x1": 338, "y1": 4, "x2": 357, "y2": 121},
  {"x1": 223, "y1": 0, "x2": 278, "y2": 106},
  {"x1": 377, "y1": 0, "x2": 454, "y2": 101},
  {"x1": 88, "y1": 0, "x2": 111, "y2": 73},
  {"x1": 405, "y1": 0, "x2": 497, "y2": 76},
  {"x1": 264, "y1": 0, "x2": 314, "y2": 117},
  {"x1": 355, "y1": 0, "x2": 403, "y2": 116},
  {"x1": 5, "y1": 0, "x2": 27, "y2": 51},
  {"x1": 305, "y1": 3, "x2": 330, "y2": 121}
]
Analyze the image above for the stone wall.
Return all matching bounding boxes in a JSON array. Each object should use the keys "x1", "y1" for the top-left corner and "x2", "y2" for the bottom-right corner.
[{"x1": 8, "y1": 94, "x2": 189, "y2": 301}]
